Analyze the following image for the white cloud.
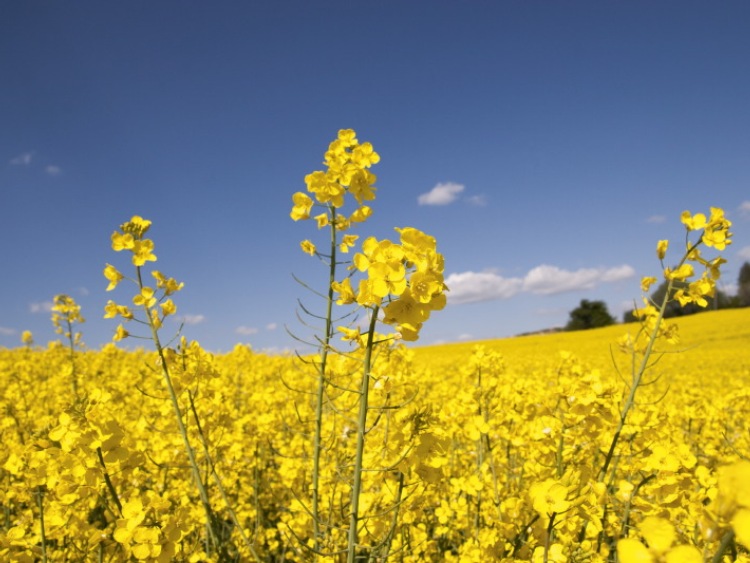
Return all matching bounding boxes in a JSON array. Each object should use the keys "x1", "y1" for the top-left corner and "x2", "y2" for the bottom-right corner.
[
  {"x1": 738, "y1": 246, "x2": 750, "y2": 260},
  {"x1": 418, "y1": 182, "x2": 465, "y2": 206},
  {"x1": 600, "y1": 264, "x2": 637, "y2": 282},
  {"x1": 740, "y1": 201, "x2": 750, "y2": 217},
  {"x1": 444, "y1": 271, "x2": 523, "y2": 304},
  {"x1": 10, "y1": 152, "x2": 33, "y2": 165},
  {"x1": 457, "y1": 333, "x2": 473, "y2": 340},
  {"x1": 0, "y1": 326, "x2": 17, "y2": 336},
  {"x1": 523, "y1": 264, "x2": 634, "y2": 295},
  {"x1": 467, "y1": 195, "x2": 487, "y2": 207},
  {"x1": 180, "y1": 314, "x2": 205, "y2": 325},
  {"x1": 45, "y1": 165, "x2": 62, "y2": 176},
  {"x1": 723, "y1": 282, "x2": 739, "y2": 296},
  {"x1": 446, "y1": 264, "x2": 635, "y2": 305},
  {"x1": 266, "y1": 323, "x2": 278, "y2": 331},
  {"x1": 647, "y1": 215, "x2": 666, "y2": 224},
  {"x1": 30, "y1": 301, "x2": 53, "y2": 314},
  {"x1": 236, "y1": 326, "x2": 259, "y2": 335}
]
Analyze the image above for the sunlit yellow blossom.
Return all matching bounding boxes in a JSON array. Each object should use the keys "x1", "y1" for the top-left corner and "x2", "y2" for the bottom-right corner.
[
  {"x1": 640, "y1": 276, "x2": 657, "y2": 292},
  {"x1": 113, "y1": 324, "x2": 129, "y2": 341},
  {"x1": 681, "y1": 210, "x2": 706, "y2": 231},
  {"x1": 640, "y1": 517, "x2": 675, "y2": 554},
  {"x1": 702, "y1": 207, "x2": 732, "y2": 250},
  {"x1": 656, "y1": 240, "x2": 668, "y2": 260},
  {"x1": 133, "y1": 287, "x2": 157, "y2": 309},
  {"x1": 350, "y1": 205, "x2": 372, "y2": 223},
  {"x1": 664, "y1": 263, "x2": 693, "y2": 281},
  {"x1": 131, "y1": 239, "x2": 156, "y2": 266},
  {"x1": 160, "y1": 299, "x2": 177, "y2": 317},
  {"x1": 104, "y1": 263, "x2": 124, "y2": 291},
  {"x1": 152, "y1": 271, "x2": 184, "y2": 294},
  {"x1": 121, "y1": 215, "x2": 152, "y2": 236},
  {"x1": 290, "y1": 192, "x2": 314, "y2": 221},
  {"x1": 339, "y1": 234, "x2": 359, "y2": 254},
  {"x1": 332, "y1": 278, "x2": 356, "y2": 305},
  {"x1": 111, "y1": 231, "x2": 135, "y2": 251},
  {"x1": 530, "y1": 479, "x2": 571, "y2": 515},
  {"x1": 21, "y1": 330, "x2": 33, "y2": 345},
  {"x1": 617, "y1": 538, "x2": 653, "y2": 563},
  {"x1": 300, "y1": 240, "x2": 316, "y2": 256},
  {"x1": 338, "y1": 326, "x2": 365, "y2": 348}
]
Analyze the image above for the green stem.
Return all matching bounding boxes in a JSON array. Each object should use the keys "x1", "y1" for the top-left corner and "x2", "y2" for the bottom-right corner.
[
  {"x1": 65, "y1": 318, "x2": 78, "y2": 397},
  {"x1": 136, "y1": 266, "x2": 223, "y2": 557},
  {"x1": 35, "y1": 487, "x2": 48, "y2": 563},
  {"x1": 597, "y1": 239, "x2": 701, "y2": 482},
  {"x1": 347, "y1": 306, "x2": 380, "y2": 563},
  {"x1": 96, "y1": 447, "x2": 123, "y2": 516},
  {"x1": 188, "y1": 392, "x2": 262, "y2": 561},
  {"x1": 312, "y1": 204, "x2": 338, "y2": 550}
]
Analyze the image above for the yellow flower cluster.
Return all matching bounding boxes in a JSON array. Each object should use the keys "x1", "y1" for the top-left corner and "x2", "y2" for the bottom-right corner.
[
  {"x1": 624, "y1": 207, "x2": 732, "y2": 354},
  {"x1": 332, "y1": 227, "x2": 447, "y2": 341},
  {"x1": 103, "y1": 216, "x2": 184, "y2": 339}
]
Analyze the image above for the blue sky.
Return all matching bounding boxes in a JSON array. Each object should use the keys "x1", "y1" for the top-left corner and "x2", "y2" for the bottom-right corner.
[{"x1": 2, "y1": 1, "x2": 749, "y2": 352}]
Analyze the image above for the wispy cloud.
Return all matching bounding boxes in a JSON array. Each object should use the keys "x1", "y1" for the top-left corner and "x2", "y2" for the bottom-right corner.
[
  {"x1": 523, "y1": 264, "x2": 634, "y2": 295},
  {"x1": 467, "y1": 195, "x2": 487, "y2": 207},
  {"x1": 45, "y1": 165, "x2": 62, "y2": 176},
  {"x1": 180, "y1": 314, "x2": 206, "y2": 325},
  {"x1": 236, "y1": 326, "x2": 259, "y2": 335},
  {"x1": 739, "y1": 201, "x2": 750, "y2": 217},
  {"x1": 10, "y1": 152, "x2": 33, "y2": 166},
  {"x1": 445, "y1": 271, "x2": 523, "y2": 304},
  {"x1": 647, "y1": 215, "x2": 666, "y2": 224},
  {"x1": 0, "y1": 326, "x2": 17, "y2": 336},
  {"x1": 266, "y1": 323, "x2": 278, "y2": 331},
  {"x1": 738, "y1": 246, "x2": 750, "y2": 260},
  {"x1": 446, "y1": 264, "x2": 635, "y2": 305},
  {"x1": 418, "y1": 182, "x2": 465, "y2": 206},
  {"x1": 30, "y1": 301, "x2": 53, "y2": 314}
]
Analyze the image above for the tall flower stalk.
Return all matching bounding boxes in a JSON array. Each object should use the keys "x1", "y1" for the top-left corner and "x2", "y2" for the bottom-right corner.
[
  {"x1": 290, "y1": 129, "x2": 448, "y2": 560},
  {"x1": 103, "y1": 216, "x2": 259, "y2": 561}
]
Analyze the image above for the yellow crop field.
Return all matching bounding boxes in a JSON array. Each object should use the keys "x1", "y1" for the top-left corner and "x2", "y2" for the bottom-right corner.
[{"x1": 1, "y1": 131, "x2": 748, "y2": 562}]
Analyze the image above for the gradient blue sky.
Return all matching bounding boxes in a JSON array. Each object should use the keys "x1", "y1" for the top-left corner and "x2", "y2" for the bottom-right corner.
[{"x1": 2, "y1": 1, "x2": 749, "y2": 352}]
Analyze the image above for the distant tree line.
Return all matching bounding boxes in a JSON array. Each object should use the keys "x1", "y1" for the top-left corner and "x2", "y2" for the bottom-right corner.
[{"x1": 564, "y1": 261, "x2": 750, "y2": 331}]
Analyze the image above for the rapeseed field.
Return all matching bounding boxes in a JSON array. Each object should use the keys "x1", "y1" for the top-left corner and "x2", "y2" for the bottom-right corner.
[{"x1": 1, "y1": 131, "x2": 747, "y2": 562}]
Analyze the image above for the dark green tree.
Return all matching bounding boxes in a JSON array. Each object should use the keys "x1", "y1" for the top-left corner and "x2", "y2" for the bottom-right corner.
[
  {"x1": 738, "y1": 261, "x2": 750, "y2": 307},
  {"x1": 565, "y1": 299, "x2": 616, "y2": 331}
]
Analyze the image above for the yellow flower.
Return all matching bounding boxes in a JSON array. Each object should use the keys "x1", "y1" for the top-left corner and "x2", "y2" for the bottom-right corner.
[
  {"x1": 133, "y1": 287, "x2": 157, "y2": 309},
  {"x1": 339, "y1": 234, "x2": 359, "y2": 254},
  {"x1": 640, "y1": 276, "x2": 657, "y2": 292},
  {"x1": 617, "y1": 538, "x2": 653, "y2": 563},
  {"x1": 681, "y1": 210, "x2": 706, "y2": 231},
  {"x1": 111, "y1": 231, "x2": 135, "y2": 251},
  {"x1": 332, "y1": 278, "x2": 356, "y2": 305},
  {"x1": 529, "y1": 479, "x2": 571, "y2": 515},
  {"x1": 656, "y1": 240, "x2": 669, "y2": 260},
  {"x1": 113, "y1": 324, "x2": 129, "y2": 342},
  {"x1": 131, "y1": 239, "x2": 156, "y2": 266},
  {"x1": 349, "y1": 205, "x2": 372, "y2": 223},
  {"x1": 290, "y1": 192, "x2": 313, "y2": 221},
  {"x1": 160, "y1": 299, "x2": 177, "y2": 317},
  {"x1": 21, "y1": 330, "x2": 33, "y2": 345},
  {"x1": 300, "y1": 240, "x2": 316, "y2": 256},
  {"x1": 702, "y1": 207, "x2": 732, "y2": 250},
  {"x1": 104, "y1": 264, "x2": 124, "y2": 291},
  {"x1": 338, "y1": 326, "x2": 366, "y2": 348},
  {"x1": 664, "y1": 263, "x2": 693, "y2": 281},
  {"x1": 639, "y1": 516, "x2": 675, "y2": 554}
]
